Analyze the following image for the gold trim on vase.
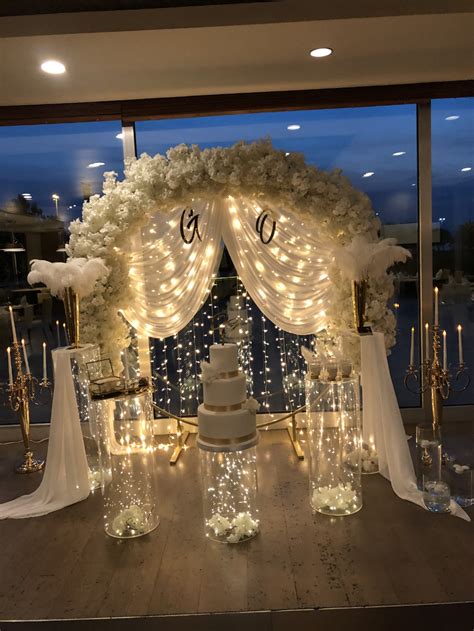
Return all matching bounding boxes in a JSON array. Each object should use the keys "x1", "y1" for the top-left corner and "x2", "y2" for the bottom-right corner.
[{"x1": 204, "y1": 401, "x2": 245, "y2": 412}]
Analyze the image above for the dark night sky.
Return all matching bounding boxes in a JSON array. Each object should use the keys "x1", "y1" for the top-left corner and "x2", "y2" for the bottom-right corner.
[{"x1": 0, "y1": 99, "x2": 472, "y2": 233}]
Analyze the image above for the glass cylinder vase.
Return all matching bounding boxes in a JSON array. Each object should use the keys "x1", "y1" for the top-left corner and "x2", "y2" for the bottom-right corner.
[
  {"x1": 199, "y1": 445, "x2": 259, "y2": 543},
  {"x1": 306, "y1": 374, "x2": 363, "y2": 516},
  {"x1": 90, "y1": 381, "x2": 159, "y2": 538}
]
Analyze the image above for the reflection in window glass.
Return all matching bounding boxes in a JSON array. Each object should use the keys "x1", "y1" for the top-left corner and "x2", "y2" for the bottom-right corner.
[
  {"x1": 0, "y1": 121, "x2": 124, "y2": 424},
  {"x1": 136, "y1": 106, "x2": 419, "y2": 411},
  {"x1": 432, "y1": 98, "x2": 474, "y2": 405}
]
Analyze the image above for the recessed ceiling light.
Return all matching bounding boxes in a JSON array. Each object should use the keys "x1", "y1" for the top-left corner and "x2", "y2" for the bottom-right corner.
[
  {"x1": 287, "y1": 124, "x2": 301, "y2": 131},
  {"x1": 461, "y1": 167, "x2": 471, "y2": 172},
  {"x1": 41, "y1": 60, "x2": 66, "y2": 75},
  {"x1": 116, "y1": 133, "x2": 124, "y2": 139},
  {"x1": 392, "y1": 151, "x2": 406, "y2": 156},
  {"x1": 445, "y1": 115, "x2": 460, "y2": 121},
  {"x1": 362, "y1": 172, "x2": 374, "y2": 178},
  {"x1": 310, "y1": 47, "x2": 333, "y2": 58},
  {"x1": 87, "y1": 162, "x2": 105, "y2": 168}
]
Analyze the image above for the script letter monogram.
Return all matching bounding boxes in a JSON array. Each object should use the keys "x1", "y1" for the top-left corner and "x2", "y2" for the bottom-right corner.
[
  {"x1": 180, "y1": 207, "x2": 202, "y2": 244},
  {"x1": 255, "y1": 210, "x2": 276, "y2": 244}
]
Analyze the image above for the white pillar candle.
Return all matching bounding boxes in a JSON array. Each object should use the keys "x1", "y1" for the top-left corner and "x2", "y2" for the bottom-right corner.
[
  {"x1": 56, "y1": 320, "x2": 61, "y2": 347},
  {"x1": 21, "y1": 338, "x2": 30, "y2": 374},
  {"x1": 425, "y1": 323, "x2": 430, "y2": 361},
  {"x1": 434, "y1": 287, "x2": 439, "y2": 326},
  {"x1": 457, "y1": 325, "x2": 464, "y2": 365},
  {"x1": 43, "y1": 342, "x2": 47, "y2": 381},
  {"x1": 7, "y1": 347, "x2": 13, "y2": 386},
  {"x1": 410, "y1": 326, "x2": 415, "y2": 367},
  {"x1": 442, "y1": 330, "x2": 447, "y2": 371},
  {"x1": 9, "y1": 305, "x2": 18, "y2": 345}
]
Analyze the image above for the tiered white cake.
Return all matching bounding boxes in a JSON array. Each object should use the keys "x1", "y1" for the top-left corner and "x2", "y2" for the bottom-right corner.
[{"x1": 198, "y1": 343, "x2": 258, "y2": 449}]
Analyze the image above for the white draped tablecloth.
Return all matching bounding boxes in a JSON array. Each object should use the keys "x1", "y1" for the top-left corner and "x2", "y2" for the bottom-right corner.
[
  {"x1": 361, "y1": 332, "x2": 469, "y2": 521},
  {"x1": 0, "y1": 348, "x2": 90, "y2": 519}
]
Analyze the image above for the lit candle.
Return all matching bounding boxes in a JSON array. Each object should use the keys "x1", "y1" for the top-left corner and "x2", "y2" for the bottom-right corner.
[
  {"x1": 457, "y1": 325, "x2": 464, "y2": 365},
  {"x1": 21, "y1": 338, "x2": 30, "y2": 374},
  {"x1": 9, "y1": 305, "x2": 18, "y2": 345},
  {"x1": 434, "y1": 287, "x2": 439, "y2": 326},
  {"x1": 63, "y1": 322, "x2": 69, "y2": 345},
  {"x1": 56, "y1": 320, "x2": 61, "y2": 347},
  {"x1": 425, "y1": 323, "x2": 430, "y2": 361},
  {"x1": 7, "y1": 347, "x2": 13, "y2": 386},
  {"x1": 410, "y1": 326, "x2": 415, "y2": 367},
  {"x1": 442, "y1": 330, "x2": 447, "y2": 371},
  {"x1": 43, "y1": 342, "x2": 47, "y2": 381}
]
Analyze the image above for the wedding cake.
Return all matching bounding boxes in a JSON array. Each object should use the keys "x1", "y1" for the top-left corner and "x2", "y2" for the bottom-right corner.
[{"x1": 197, "y1": 343, "x2": 258, "y2": 450}]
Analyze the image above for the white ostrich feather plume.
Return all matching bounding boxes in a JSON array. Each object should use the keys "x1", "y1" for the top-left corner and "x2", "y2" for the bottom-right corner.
[
  {"x1": 28, "y1": 257, "x2": 109, "y2": 299},
  {"x1": 199, "y1": 361, "x2": 220, "y2": 384},
  {"x1": 331, "y1": 235, "x2": 411, "y2": 282}
]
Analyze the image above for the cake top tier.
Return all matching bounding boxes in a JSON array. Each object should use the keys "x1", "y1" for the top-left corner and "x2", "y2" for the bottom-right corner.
[{"x1": 209, "y1": 343, "x2": 238, "y2": 373}]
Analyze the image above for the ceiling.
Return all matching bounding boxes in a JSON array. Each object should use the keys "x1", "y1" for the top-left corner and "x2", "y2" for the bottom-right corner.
[{"x1": 0, "y1": 2, "x2": 472, "y2": 107}]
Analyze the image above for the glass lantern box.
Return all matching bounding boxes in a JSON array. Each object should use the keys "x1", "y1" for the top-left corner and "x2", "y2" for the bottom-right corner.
[
  {"x1": 306, "y1": 374, "x2": 363, "y2": 516},
  {"x1": 90, "y1": 377, "x2": 159, "y2": 539}
]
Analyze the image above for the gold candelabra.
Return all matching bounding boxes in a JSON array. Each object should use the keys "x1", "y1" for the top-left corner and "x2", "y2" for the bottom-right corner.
[
  {"x1": 404, "y1": 323, "x2": 470, "y2": 433},
  {"x1": 7, "y1": 341, "x2": 52, "y2": 473}
]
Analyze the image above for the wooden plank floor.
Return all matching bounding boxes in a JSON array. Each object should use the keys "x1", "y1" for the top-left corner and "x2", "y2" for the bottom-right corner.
[{"x1": 0, "y1": 430, "x2": 473, "y2": 624}]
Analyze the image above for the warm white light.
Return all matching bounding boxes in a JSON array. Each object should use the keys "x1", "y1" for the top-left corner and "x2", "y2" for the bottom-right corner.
[
  {"x1": 362, "y1": 172, "x2": 374, "y2": 178},
  {"x1": 87, "y1": 162, "x2": 105, "y2": 168},
  {"x1": 116, "y1": 133, "x2": 124, "y2": 139},
  {"x1": 41, "y1": 60, "x2": 66, "y2": 75},
  {"x1": 461, "y1": 167, "x2": 471, "y2": 172},
  {"x1": 392, "y1": 151, "x2": 406, "y2": 156},
  {"x1": 22, "y1": 193, "x2": 32, "y2": 198},
  {"x1": 445, "y1": 115, "x2": 460, "y2": 121},
  {"x1": 287, "y1": 124, "x2": 301, "y2": 131},
  {"x1": 310, "y1": 47, "x2": 333, "y2": 58},
  {"x1": 51, "y1": 193, "x2": 59, "y2": 200}
]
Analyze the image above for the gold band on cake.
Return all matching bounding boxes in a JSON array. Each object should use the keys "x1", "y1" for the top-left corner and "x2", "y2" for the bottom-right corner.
[
  {"x1": 204, "y1": 401, "x2": 245, "y2": 412},
  {"x1": 198, "y1": 431, "x2": 257, "y2": 446},
  {"x1": 218, "y1": 370, "x2": 239, "y2": 378}
]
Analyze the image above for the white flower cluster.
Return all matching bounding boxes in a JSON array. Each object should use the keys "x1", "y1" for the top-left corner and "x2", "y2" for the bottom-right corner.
[
  {"x1": 207, "y1": 511, "x2": 259, "y2": 543},
  {"x1": 68, "y1": 139, "x2": 396, "y2": 368},
  {"x1": 111, "y1": 504, "x2": 148, "y2": 537},
  {"x1": 312, "y1": 483, "x2": 359, "y2": 512}
]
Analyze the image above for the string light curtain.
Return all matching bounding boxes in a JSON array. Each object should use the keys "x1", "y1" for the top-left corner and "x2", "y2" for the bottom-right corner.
[
  {"x1": 126, "y1": 199, "x2": 223, "y2": 338},
  {"x1": 125, "y1": 197, "x2": 332, "y2": 339}
]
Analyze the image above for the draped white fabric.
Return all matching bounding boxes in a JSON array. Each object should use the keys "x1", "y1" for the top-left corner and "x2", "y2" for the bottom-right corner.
[
  {"x1": 0, "y1": 349, "x2": 90, "y2": 519},
  {"x1": 222, "y1": 197, "x2": 332, "y2": 335},
  {"x1": 125, "y1": 199, "x2": 223, "y2": 339},
  {"x1": 125, "y1": 196, "x2": 332, "y2": 339}
]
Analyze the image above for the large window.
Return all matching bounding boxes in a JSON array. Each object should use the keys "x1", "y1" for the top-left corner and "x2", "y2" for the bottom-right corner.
[
  {"x1": 432, "y1": 98, "x2": 474, "y2": 405},
  {"x1": 0, "y1": 121, "x2": 124, "y2": 424},
  {"x1": 136, "y1": 106, "x2": 419, "y2": 411}
]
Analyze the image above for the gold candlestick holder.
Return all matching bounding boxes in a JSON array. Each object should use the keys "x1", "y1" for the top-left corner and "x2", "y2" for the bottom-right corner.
[
  {"x1": 7, "y1": 341, "x2": 52, "y2": 473},
  {"x1": 404, "y1": 324, "x2": 470, "y2": 435}
]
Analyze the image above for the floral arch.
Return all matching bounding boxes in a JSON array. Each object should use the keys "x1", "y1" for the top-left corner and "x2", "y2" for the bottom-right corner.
[{"x1": 68, "y1": 140, "x2": 396, "y2": 368}]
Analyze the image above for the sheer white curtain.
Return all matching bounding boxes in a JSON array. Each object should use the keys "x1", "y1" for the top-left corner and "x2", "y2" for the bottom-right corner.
[
  {"x1": 125, "y1": 199, "x2": 223, "y2": 339},
  {"x1": 125, "y1": 196, "x2": 332, "y2": 339},
  {"x1": 222, "y1": 196, "x2": 332, "y2": 334}
]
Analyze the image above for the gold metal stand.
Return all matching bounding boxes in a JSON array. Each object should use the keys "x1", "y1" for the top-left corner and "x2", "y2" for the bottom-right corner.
[
  {"x1": 169, "y1": 419, "x2": 191, "y2": 465},
  {"x1": 153, "y1": 403, "x2": 307, "y2": 464},
  {"x1": 8, "y1": 341, "x2": 51, "y2": 473},
  {"x1": 287, "y1": 411, "x2": 304, "y2": 459}
]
